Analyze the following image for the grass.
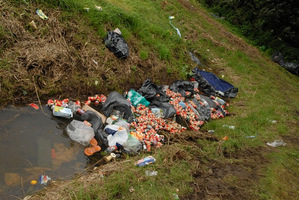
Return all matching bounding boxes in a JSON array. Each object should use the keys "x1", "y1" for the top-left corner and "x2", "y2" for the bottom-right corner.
[
  {"x1": 2, "y1": 0, "x2": 299, "y2": 199},
  {"x1": 259, "y1": 147, "x2": 299, "y2": 200}
]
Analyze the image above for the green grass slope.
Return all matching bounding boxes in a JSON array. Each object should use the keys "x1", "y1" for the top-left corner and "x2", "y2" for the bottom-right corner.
[{"x1": 1, "y1": 0, "x2": 298, "y2": 199}]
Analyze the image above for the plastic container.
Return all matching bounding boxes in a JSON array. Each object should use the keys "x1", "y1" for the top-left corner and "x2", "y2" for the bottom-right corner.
[{"x1": 53, "y1": 106, "x2": 73, "y2": 119}]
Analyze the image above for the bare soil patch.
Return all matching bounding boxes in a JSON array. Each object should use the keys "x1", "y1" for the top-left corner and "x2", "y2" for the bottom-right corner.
[{"x1": 182, "y1": 146, "x2": 269, "y2": 200}]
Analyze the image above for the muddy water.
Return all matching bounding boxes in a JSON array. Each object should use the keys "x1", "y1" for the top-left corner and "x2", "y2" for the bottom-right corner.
[{"x1": 0, "y1": 105, "x2": 88, "y2": 199}]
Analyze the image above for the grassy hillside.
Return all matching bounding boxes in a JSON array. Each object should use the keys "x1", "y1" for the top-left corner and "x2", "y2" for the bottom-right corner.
[{"x1": 1, "y1": 0, "x2": 298, "y2": 199}]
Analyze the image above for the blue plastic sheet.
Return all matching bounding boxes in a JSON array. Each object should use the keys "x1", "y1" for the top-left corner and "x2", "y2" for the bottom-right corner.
[{"x1": 194, "y1": 68, "x2": 238, "y2": 98}]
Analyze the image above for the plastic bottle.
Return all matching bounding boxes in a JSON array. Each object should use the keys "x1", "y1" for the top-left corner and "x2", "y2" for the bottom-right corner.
[{"x1": 215, "y1": 97, "x2": 226, "y2": 105}]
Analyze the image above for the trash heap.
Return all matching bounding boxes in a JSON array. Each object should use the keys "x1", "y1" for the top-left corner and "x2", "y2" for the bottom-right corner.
[{"x1": 46, "y1": 69, "x2": 238, "y2": 157}]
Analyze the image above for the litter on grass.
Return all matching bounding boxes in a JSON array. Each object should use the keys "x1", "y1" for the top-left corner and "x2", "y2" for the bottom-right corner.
[
  {"x1": 46, "y1": 75, "x2": 234, "y2": 154},
  {"x1": 267, "y1": 140, "x2": 286, "y2": 147},
  {"x1": 44, "y1": 70, "x2": 237, "y2": 175},
  {"x1": 36, "y1": 9, "x2": 48, "y2": 20}
]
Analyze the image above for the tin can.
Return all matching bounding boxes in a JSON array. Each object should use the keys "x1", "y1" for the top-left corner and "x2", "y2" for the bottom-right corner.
[
  {"x1": 77, "y1": 108, "x2": 85, "y2": 115},
  {"x1": 47, "y1": 99, "x2": 54, "y2": 106},
  {"x1": 104, "y1": 153, "x2": 116, "y2": 162},
  {"x1": 85, "y1": 100, "x2": 91, "y2": 105}
]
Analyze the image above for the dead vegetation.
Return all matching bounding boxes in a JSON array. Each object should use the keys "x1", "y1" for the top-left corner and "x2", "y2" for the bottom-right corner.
[{"x1": 0, "y1": 0, "x2": 181, "y2": 107}]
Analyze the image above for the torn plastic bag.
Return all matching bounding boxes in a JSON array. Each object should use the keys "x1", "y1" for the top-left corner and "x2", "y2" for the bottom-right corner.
[
  {"x1": 169, "y1": 20, "x2": 181, "y2": 38},
  {"x1": 169, "y1": 81, "x2": 194, "y2": 96},
  {"x1": 127, "y1": 90, "x2": 150, "y2": 107},
  {"x1": 102, "y1": 92, "x2": 134, "y2": 123},
  {"x1": 149, "y1": 100, "x2": 176, "y2": 118},
  {"x1": 114, "y1": 119, "x2": 130, "y2": 133},
  {"x1": 122, "y1": 134, "x2": 142, "y2": 155},
  {"x1": 138, "y1": 79, "x2": 169, "y2": 102},
  {"x1": 66, "y1": 120, "x2": 95, "y2": 146},
  {"x1": 191, "y1": 98, "x2": 211, "y2": 121},
  {"x1": 188, "y1": 51, "x2": 204, "y2": 67},
  {"x1": 104, "y1": 31, "x2": 129, "y2": 59},
  {"x1": 193, "y1": 68, "x2": 238, "y2": 98}
]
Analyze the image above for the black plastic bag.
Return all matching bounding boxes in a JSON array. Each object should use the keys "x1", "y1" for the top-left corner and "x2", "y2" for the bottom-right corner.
[
  {"x1": 198, "y1": 94, "x2": 217, "y2": 109},
  {"x1": 191, "y1": 98, "x2": 211, "y2": 121},
  {"x1": 138, "y1": 79, "x2": 169, "y2": 102},
  {"x1": 272, "y1": 52, "x2": 299, "y2": 75},
  {"x1": 149, "y1": 100, "x2": 176, "y2": 118},
  {"x1": 102, "y1": 92, "x2": 134, "y2": 123},
  {"x1": 169, "y1": 80, "x2": 194, "y2": 97},
  {"x1": 192, "y1": 69, "x2": 216, "y2": 97},
  {"x1": 104, "y1": 31, "x2": 129, "y2": 59},
  {"x1": 80, "y1": 110, "x2": 109, "y2": 149}
]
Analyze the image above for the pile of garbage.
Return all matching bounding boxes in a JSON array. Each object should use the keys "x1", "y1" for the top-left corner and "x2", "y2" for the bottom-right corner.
[{"x1": 46, "y1": 69, "x2": 238, "y2": 157}]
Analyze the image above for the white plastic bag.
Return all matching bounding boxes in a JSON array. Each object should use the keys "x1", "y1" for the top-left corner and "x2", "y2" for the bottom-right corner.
[
  {"x1": 66, "y1": 120, "x2": 95, "y2": 146},
  {"x1": 107, "y1": 126, "x2": 128, "y2": 147},
  {"x1": 114, "y1": 120, "x2": 130, "y2": 132}
]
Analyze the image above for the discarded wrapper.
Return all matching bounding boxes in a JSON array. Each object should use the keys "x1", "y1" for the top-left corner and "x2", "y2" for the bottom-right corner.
[
  {"x1": 38, "y1": 175, "x2": 51, "y2": 185},
  {"x1": 36, "y1": 9, "x2": 48, "y2": 20},
  {"x1": 135, "y1": 156, "x2": 156, "y2": 167},
  {"x1": 266, "y1": 140, "x2": 286, "y2": 147},
  {"x1": 222, "y1": 136, "x2": 229, "y2": 141},
  {"x1": 145, "y1": 170, "x2": 158, "y2": 176},
  {"x1": 29, "y1": 20, "x2": 37, "y2": 29},
  {"x1": 95, "y1": 5, "x2": 102, "y2": 11},
  {"x1": 29, "y1": 103, "x2": 39, "y2": 110},
  {"x1": 129, "y1": 186, "x2": 135, "y2": 192},
  {"x1": 113, "y1": 28, "x2": 122, "y2": 35}
]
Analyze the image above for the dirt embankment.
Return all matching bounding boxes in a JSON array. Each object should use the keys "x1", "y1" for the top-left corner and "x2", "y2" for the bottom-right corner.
[{"x1": 0, "y1": 1, "x2": 184, "y2": 107}]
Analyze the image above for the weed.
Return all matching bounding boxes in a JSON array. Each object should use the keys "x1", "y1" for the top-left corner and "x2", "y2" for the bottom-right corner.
[
  {"x1": 131, "y1": 65, "x2": 137, "y2": 71},
  {"x1": 178, "y1": 65, "x2": 191, "y2": 79},
  {"x1": 139, "y1": 50, "x2": 148, "y2": 60}
]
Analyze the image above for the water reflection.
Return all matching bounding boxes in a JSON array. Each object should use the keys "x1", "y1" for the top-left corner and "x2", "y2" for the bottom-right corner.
[{"x1": 0, "y1": 105, "x2": 88, "y2": 199}]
